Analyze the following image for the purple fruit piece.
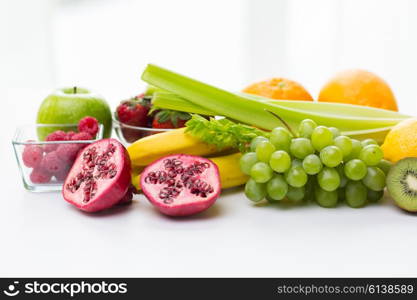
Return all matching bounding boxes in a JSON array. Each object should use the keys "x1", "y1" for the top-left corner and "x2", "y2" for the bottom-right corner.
[
  {"x1": 117, "y1": 185, "x2": 136, "y2": 206},
  {"x1": 141, "y1": 154, "x2": 221, "y2": 217},
  {"x1": 62, "y1": 138, "x2": 131, "y2": 213}
]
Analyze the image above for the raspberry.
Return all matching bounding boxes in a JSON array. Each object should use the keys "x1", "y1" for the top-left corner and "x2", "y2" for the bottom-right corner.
[
  {"x1": 46, "y1": 130, "x2": 67, "y2": 141},
  {"x1": 30, "y1": 167, "x2": 52, "y2": 183},
  {"x1": 70, "y1": 132, "x2": 93, "y2": 153},
  {"x1": 45, "y1": 130, "x2": 68, "y2": 152},
  {"x1": 22, "y1": 145, "x2": 43, "y2": 168},
  {"x1": 78, "y1": 116, "x2": 99, "y2": 137},
  {"x1": 54, "y1": 167, "x2": 70, "y2": 181},
  {"x1": 66, "y1": 131, "x2": 76, "y2": 140},
  {"x1": 56, "y1": 144, "x2": 81, "y2": 163},
  {"x1": 40, "y1": 151, "x2": 66, "y2": 175},
  {"x1": 71, "y1": 132, "x2": 93, "y2": 141}
]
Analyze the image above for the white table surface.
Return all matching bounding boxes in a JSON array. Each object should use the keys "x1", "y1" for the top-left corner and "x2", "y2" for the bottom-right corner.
[{"x1": 2, "y1": 89, "x2": 417, "y2": 277}]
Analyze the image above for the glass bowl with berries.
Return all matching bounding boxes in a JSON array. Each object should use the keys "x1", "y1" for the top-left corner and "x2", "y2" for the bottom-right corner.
[
  {"x1": 113, "y1": 93, "x2": 192, "y2": 144},
  {"x1": 12, "y1": 117, "x2": 103, "y2": 192}
]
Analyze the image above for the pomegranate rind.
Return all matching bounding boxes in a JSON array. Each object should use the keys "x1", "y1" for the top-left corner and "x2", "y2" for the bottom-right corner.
[
  {"x1": 141, "y1": 154, "x2": 221, "y2": 217},
  {"x1": 62, "y1": 138, "x2": 131, "y2": 213}
]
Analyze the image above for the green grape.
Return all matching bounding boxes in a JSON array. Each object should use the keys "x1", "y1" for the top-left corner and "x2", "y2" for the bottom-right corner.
[
  {"x1": 291, "y1": 159, "x2": 303, "y2": 168},
  {"x1": 244, "y1": 179, "x2": 266, "y2": 202},
  {"x1": 345, "y1": 139, "x2": 362, "y2": 160},
  {"x1": 329, "y1": 127, "x2": 340, "y2": 138},
  {"x1": 311, "y1": 126, "x2": 333, "y2": 151},
  {"x1": 267, "y1": 174, "x2": 288, "y2": 200},
  {"x1": 317, "y1": 167, "x2": 340, "y2": 191},
  {"x1": 337, "y1": 188, "x2": 346, "y2": 202},
  {"x1": 290, "y1": 138, "x2": 315, "y2": 159},
  {"x1": 344, "y1": 159, "x2": 367, "y2": 180},
  {"x1": 336, "y1": 164, "x2": 348, "y2": 188},
  {"x1": 359, "y1": 144, "x2": 383, "y2": 166},
  {"x1": 285, "y1": 165, "x2": 308, "y2": 188},
  {"x1": 239, "y1": 152, "x2": 258, "y2": 175},
  {"x1": 362, "y1": 167, "x2": 386, "y2": 191},
  {"x1": 256, "y1": 140, "x2": 276, "y2": 162},
  {"x1": 286, "y1": 186, "x2": 305, "y2": 202},
  {"x1": 320, "y1": 145, "x2": 343, "y2": 167},
  {"x1": 269, "y1": 150, "x2": 291, "y2": 173},
  {"x1": 250, "y1": 136, "x2": 269, "y2": 152},
  {"x1": 334, "y1": 136, "x2": 353, "y2": 158},
  {"x1": 315, "y1": 186, "x2": 338, "y2": 208},
  {"x1": 345, "y1": 181, "x2": 367, "y2": 208},
  {"x1": 367, "y1": 189, "x2": 384, "y2": 202},
  {"x1": 361, "y1": 138, "x2": 378, "y2": 147},
  {"x1": 302, "y1": 154, "x2": 323, "y2": 175},
  {"x1": 270, "y1": 127, "x2": 291, "y2": 152},
  {"x1": 266, "y1": 195, "x2": 279, "y2": 203},
  {"x1": 250, "y1": 162, "x2": 273, "y2": 183},
  {"x1": 298, "y1": 119, "x2": 317, "y2": 138},
  {"x1": 303, "y1": 177, "x2": 315, "y2": 202},
  {"x1": 377, "y1": 159, "x2": 392, "y2": 175}
]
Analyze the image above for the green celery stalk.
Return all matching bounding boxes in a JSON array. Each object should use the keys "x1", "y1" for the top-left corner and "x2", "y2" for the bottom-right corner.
[
  {"x1": 141, "y1": 64, "x2": 408, "y2": 132},
  {"x1": 239, "y1": 92, "x2": 410, "y2": 119},
  {"x1": 152, "y1": 92, "x2": 216, "y2": 115},
  {"x1": 153, "y1": 91, "x2": 409, "y2": 121},
  {"x1": 142, "y1": 64, "x2": 284, "y2": 130},
  {"x1": 151, "y1": 91, "x2": 397, "y2": 143}
]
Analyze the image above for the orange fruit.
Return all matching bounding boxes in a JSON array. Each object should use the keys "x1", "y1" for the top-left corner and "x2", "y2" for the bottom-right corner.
[
  {"x1": 243, "y1": 78, "x2": 313, "y2": 101},
  {"x1": 381, "y1": 118, "x2": 417, "y2": 162},
  {"x1": 318, "y1": 69, "x2": 398, "y2": 111}
]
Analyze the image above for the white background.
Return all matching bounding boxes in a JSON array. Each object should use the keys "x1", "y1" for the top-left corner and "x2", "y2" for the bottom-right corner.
[{"x1": 1, "y1": 0, "x2": 417, "y2": 277}]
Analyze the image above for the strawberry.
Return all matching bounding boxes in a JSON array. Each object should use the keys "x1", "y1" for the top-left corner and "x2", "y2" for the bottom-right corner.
[
  {"x1": 116, "y1": 94, "x2": 152, "y2": 142},
  {"x1": 152, "y1": 110, "x2": 191, "y2": 129},
  {"x1": 116, "y1": 95, "x2": 150, "y2": 127}
]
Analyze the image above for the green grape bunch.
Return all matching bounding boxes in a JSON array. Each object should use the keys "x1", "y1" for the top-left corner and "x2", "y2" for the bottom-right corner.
[{"x1": 240, "y1": 118, "x2": 390, "y2": 208}]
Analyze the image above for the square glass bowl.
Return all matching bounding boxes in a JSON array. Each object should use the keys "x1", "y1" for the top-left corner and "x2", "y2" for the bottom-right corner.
[
  {"x1": 12, "y1": 124, "x2": 104, "y2": 192},
  {"x1": 112, "y1": 117, "x2": 172, "y2": 144}
]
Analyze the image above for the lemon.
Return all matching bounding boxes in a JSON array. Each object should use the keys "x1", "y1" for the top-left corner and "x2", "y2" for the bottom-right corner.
[{"x1": 381, "y1": 118, "x2": 417, "y2": 162}]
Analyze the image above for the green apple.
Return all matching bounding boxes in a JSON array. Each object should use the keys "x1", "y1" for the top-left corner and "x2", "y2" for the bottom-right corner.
[{"x1": 37, "y1": 87, "x2": 112, "y2": 140}]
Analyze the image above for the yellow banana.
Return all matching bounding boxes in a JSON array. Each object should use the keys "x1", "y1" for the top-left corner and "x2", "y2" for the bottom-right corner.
[
  {"x1": 131, "y1": 152, "x2": 248, "y2": 190},
  {"x1": 132, "y1": 166, "x2": 144, "y2": 174},
  {"x1": 127, "y1": 128, "x2": 220, "y2": 166},
  {"x1": 210, "y1": 153, "x2": 248, "y2": 189}
]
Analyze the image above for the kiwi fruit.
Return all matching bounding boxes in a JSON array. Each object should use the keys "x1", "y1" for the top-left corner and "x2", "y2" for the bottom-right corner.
[{"x1": 386, "y1": 157, "x2": 417, "y2": 212}]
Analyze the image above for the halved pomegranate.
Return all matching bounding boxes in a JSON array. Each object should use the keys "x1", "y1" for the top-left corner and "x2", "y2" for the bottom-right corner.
[
  {"x1": 141, "y1": 154, "x2": 221, "y2": 216},
  {"x1": 62, "y1": 138, "x2": 131, "y2": 212}
]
